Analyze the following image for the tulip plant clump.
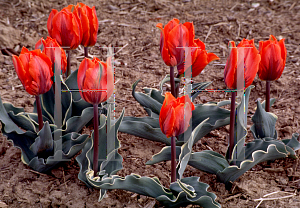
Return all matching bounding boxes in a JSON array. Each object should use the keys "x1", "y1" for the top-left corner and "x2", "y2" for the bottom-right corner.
[{"x1": 0, "y1": 2, "x2": 299, "y2": 207}]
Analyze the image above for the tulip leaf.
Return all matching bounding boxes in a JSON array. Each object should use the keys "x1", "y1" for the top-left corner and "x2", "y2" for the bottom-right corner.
[
  {"x1": 132, "y1": 80, "x2": 162, "y2": 115},
  {"x1": 228, "y1": 85, "x2": 254, "y2": 162},
  {"x1": 85, "y1": 174, "x2": 220, "y2": 208},
  {"x1": 191, "y1": 103, "x2": 230, "y2": 134},
  {"x1": 159, "y1": 75, "x2": 181, "y2": 94},
  {"x1": 30, "y1": 122, "x2": 54, "y2": 158},
  {"x1": 217, "y1": 100, "x2": 232, "y2": 107},
  {"x1": 177, "y1": 118, "x2": 210, "y2": 179},
  {"x1": 250, "y1": 101, "x2": 278, "y2": 139},
  {"x1": 119, "y1": 118, "x2": 171, "y2": 145},
  {"x1": 145, "y1": 146, "x2": 181, "y2": 165},
  {"x1": 72, "y1": 99, "x2": 93, "y2": 116},
  {"x1": 142, "y1": 87, "x2": 165, "y2": 104},
  {"x1": 7, "y1": 111, "x2": 36, "y2": 133},
  {"x1": 282, "y1": 133, "x2": 300, "y2": 151},
  {"x1": 76, "y1": 107, "x2": 125, "y2": 188},
  {"x1": 62, "y1": 106, "x2": 94, "y2": 134},
  {"x1": 191, "y1": 81, "x2": 213, "y2": 101},
  {"x1": 0, "y1": 97, "x2": 24, "y2": 134},
  {"x1": 3, "y1": 102, "x2": 24, "y2": 114},
  {"x1": 65, "y1": 68, "x2": 81, "y2": 101},
  {"x1": 261, "y1": 98, "x2": 276, "y2": 110},
  {"x1": 144, "y1": 107, "x2": 159, "y2": 118},
  {"x1": 217, "y1": 142, "x2": 290, "y2": 185},
  {"x1": 122, "y1": 116, "x2": 160, "y2": 128}
]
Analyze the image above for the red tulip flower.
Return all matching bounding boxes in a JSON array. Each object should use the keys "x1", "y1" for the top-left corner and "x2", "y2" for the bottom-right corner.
[
  {"x1": 159, "y1": 92, "x2": 195, "y2": 138},
  {"x1": 47, "y1": 8, "x2": 82, "y2": 50},
  {"x1": 77, "y1": 57, "x2": 114, "y2": 177},
  {"x1": 258, "y1": 35, "x2": 287, "y2": 81},
  {"x1": 224, "y1": 39, "x2": 261, "y2": 89},
  {"x1": 35, "y1": 37, "x2": 67, "y2": 74},
  {"x1": 157, "y1": 18, "x2": 219, "y2": 77},
  {"x1": 12, "y1": 47, "x2": 54, "y2": 130},
  {"x1": 73, "y1": 3, "x2": 98, "y2": 47},
  {"x1": 12, "y1": 47, "x2": 53, "y2": 96},
  {"x1": 77, "y1": 57, "x2": 114, "y2": 105}
]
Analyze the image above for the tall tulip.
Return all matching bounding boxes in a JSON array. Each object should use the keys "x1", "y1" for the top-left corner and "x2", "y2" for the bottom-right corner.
[
  {"x1": 224, "y1": 39, "x2": 261, "y2": 161},
  {"x1": 77, "y1": 57, "x2": 114, "y2": 176},
  {"x1": 157, "y1": 19, "x2": 219, "y2": 97},
  {"x1": 12, "y1": 47, "x2": 53, "y2": 130},
  {"x1": 47, "y1": 7, "x2": 82, "y2": 76},
  {"x1": 35, "y1": 37, "x2": 67, "y2": 74},
  {"x1": 159, "y1": 92, "x2": 195, "y2": 182},
  {"x1": 258, "y1": 35, "x2": 287, "y2": 112}
]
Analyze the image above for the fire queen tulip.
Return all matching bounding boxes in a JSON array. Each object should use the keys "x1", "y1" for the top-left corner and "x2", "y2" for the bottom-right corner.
[
  {"x1": 35, "y1": 37, "x2": 67, "y2": 74},
  {"x1": 12, "y1": 47, "x2": 53, "y2": 96},
  {"x1": 159, "y1": 92, "x2": 195, "y2": 138},
  {"x1": 258, "y1": 35, "x2": 287, "y2": 81},
  {"x1": 224, "y1": 39, "x2": 261, "y2": 89},
  {"x1": 77, "y1": 57, "x2": 114, "y2": 105},
  {"x1": 157, "y1": 18, "x2": 219, "y2": 77},
  {"x1": 47, "y1": 8, "x2": 82, "y2": 50},
  {"x1": 72, "y1": 3, "x2": 98, "y2": 47}
]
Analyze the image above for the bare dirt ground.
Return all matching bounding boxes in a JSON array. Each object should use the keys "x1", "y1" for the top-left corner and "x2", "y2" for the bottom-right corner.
[{"x1": 0, "y1": 0, "x2": 300, "y2": 207}]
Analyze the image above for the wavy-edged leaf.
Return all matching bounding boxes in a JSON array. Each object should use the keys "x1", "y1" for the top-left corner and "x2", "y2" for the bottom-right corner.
[
  {"x1": 146, "y1": 146, "x2": 181, "y2": 165},
  {"x1": 86, "y1": 174, "x2": 220, "y2": 208},
  {"x1": 119, "y1": 119, "x2": 171, "y2": 145},
  {"x1": 159, "y1": 75, "x2": 181, "y2": 94},
  {"x1": 132, "y1": 80, "x2": 162, "y2": 115},
  {"x1": 217, "y1": 143, "x2": 289, "y2": 185},
  {"x1": 191, "y1": 81, "x2": 212, "y2": 101},
  {"x1": 282, "y1": 133, "x2": 300, "y2": 151},
  {"x1": 76, "y1": 107, "x2": 125, "y2": 187},
  {"x1": 261, "y1": 98, "x2": 276, "y2": 110}
]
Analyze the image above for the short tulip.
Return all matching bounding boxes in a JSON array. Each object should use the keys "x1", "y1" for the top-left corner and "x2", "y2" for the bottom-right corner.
[
  {"x1": 35, "y1": 37, "x2": 67, "y2": 74},
  {"x1": 157, "y1": 18, "x2": 219, "y2": 77},
  {"x1": 159, "y1": 92, "x2": 195, "y2": 138},
  {"x1": 77, "y1": 57, "x2": 114, "y2": 105},
  {"x1": 47, "y1": 8, "x2": 82, "y2": 50},
  {"x1": 258, "y1": 35, "x2": 287, "y2": 81},
  {"x1": 224, "y1": 39, "x2": 261, "y2": 89},
  {"x1": 12, "y1": 47, "x2": 53, "y2": 95}
]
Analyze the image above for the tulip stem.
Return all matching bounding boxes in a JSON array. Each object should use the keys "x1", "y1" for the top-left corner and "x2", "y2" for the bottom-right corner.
[
  {"x1": 229, "y1": 91, "x2": 236, "y2": 163},
  {"x1": 170, "y1": 66, "x2": 176, "y2": 98},
  {"x1": 35, "y1": 95, "x2": 43, "y2": 131},
  {"x1": 66, "y1": 50, "x2": 71, "y2": 77},
  {"x1": 93, "y1": 104, "x2": 99, "y2": 177},
  {"x1": 266, "y1": 81, "x2": 270, "y2": 112},
  {"x1": 171, "y1": 136, "x2": 177, "y2": 183},
  {"x1": 84, "y1": 47, "x2": 89, "y2": 58}
]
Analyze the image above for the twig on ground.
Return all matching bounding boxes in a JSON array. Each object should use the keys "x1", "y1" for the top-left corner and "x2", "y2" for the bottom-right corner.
[{"x1": 254, "y1": 191, "x2": 297, "y2": 208}]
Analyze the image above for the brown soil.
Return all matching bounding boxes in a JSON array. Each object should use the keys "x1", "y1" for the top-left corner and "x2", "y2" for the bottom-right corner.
[{"x1": 1, "y1": 0, "x2": 300, "y2": 207}]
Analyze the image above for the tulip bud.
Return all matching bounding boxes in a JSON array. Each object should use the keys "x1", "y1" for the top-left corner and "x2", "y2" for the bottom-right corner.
[
  {"x1": 77, "y1": 57, "x2": 114, "y2": 105},
  {"x1": 12, "y1": 47, "x2": 53, "y2": 95},
  {"x1": 159, "y1": 92, "x2": 195, "y2": 138},
  {"x1": 258, "y1": 35, "x2": 287, "y2": 81}
]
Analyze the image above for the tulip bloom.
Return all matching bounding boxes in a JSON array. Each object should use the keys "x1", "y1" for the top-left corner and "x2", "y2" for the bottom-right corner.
[
  {"x1": 258, "y1": 35, "x2": 287, "y2": 81},
  {"x1": 77, "y1": 57, "x2": 114, "y2": 105},
  {"x1": 157, "y1": 18, "x2": 219, "y2": 77},
  {"x1": 35, "y1": 37, "x2": 67, "y2": 74},
  {"x1": 224, "y1": 39, "x2": 261, "y2": 89},
  {"x1": 47, "y1": 8, "x2": 82, "y2": 50},
  {"x1": 12, "y1": 47, "x2": 53, "y2": 95},
  {"x1": 159, "y1": 92, "x2": 195, "y2": 138},
  {"x1": 71, "y1": 3, "x2": 98, "y2": 47}
]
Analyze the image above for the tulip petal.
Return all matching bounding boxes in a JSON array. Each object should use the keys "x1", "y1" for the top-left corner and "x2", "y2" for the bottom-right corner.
[
  {"x1": 167, "y1": 24, "x2": 190, "y2": 66},
  {"x1": 224, "y1": 41, "x2": 237, "y2": 89},
  {"x1": 47, "y1": 9, "x2": 58, "y2": 37}
]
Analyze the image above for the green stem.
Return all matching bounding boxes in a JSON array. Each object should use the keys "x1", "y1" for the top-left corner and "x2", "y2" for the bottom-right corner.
[
  {"x1": 66, "y1": 50, "x2": 71, "y2": 77},
  {"x1": 35, "y1": 95, "x2": 43, "y2": 131},
  {"x1": 266, "y1": 81, "x2": 270, "y2": 112},
  {"x1": 229, "y1": 91, "x2": 236, "y2": 162},
  {"x1": 84, "y1": 47, "x2": 89, "y2": 58},
  {"x1": 93, "y1": 104, "x2": 99, "y2": 177},
  {"x1": 171, "y1": 136, "x2": 176, "y2": 183},
  {"x1": 170, "y1": 66, "x2": 176, "y2": 98}
]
